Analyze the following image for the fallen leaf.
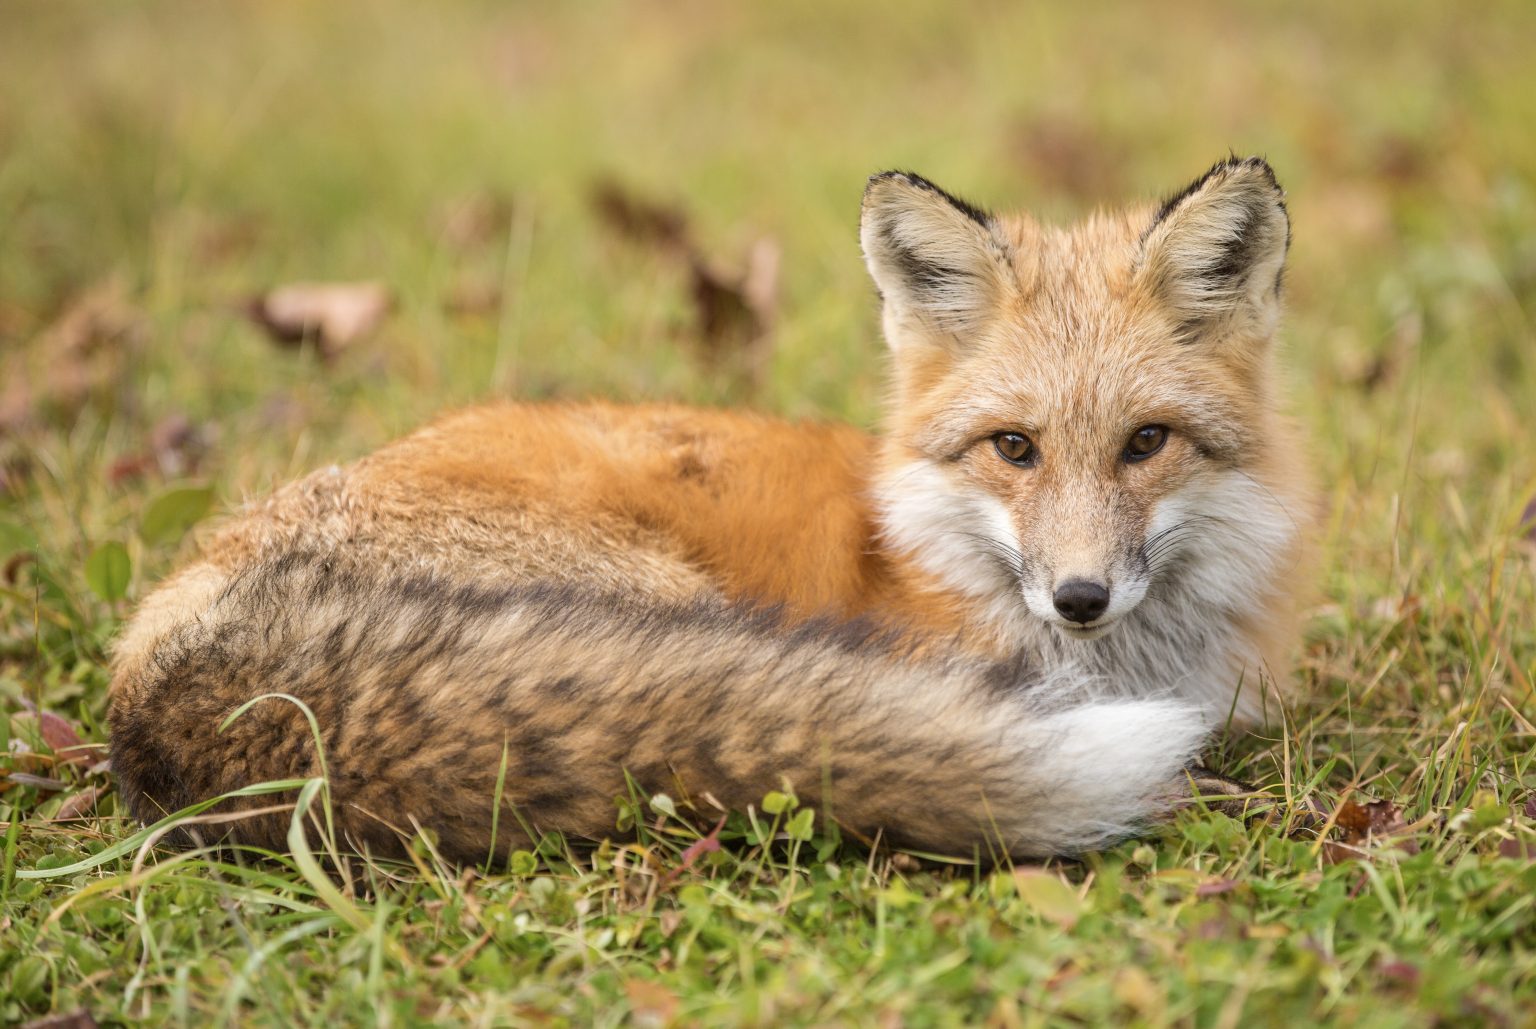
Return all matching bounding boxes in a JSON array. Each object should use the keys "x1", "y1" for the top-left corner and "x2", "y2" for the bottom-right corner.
[
  {"x1": 623, "y1": 979, "x2": 678, "y2": 1028},
  {"x1": 1334, "y1": 799, "x2": 1371, "y2": 837},
  {"x1": 149, "y1": 413, "x2": 213, "y2": 477},
  {"x1": 1195, "y1": 878, "x2": 1240, "y2": 898},
  {"x1": 110, "y1": 413, "x2": 215, "y2": 484},
  {"x1": 1524, "y1": 795, "x2": 1536, "y2": 820},
  {"x1": 434, "y1": 191, "x2": 516, "y2": 252},
  {"x1": 37, "y1": 275, "x2": 144, "y2": 361},
  {"x1": 687, "y1": 237, "x2": 778, "y2": 385},
  {"x1": 248, "y1": 281, "x2": 392, "y2": 359},
  {"x1": 1498, "y1": 838, "x2": 1536, "y2": 861},
  {"x1": 15, "y1": 709, "x2": 93, "y2": 767},
  {"x1": 54, "y1": 786, "x2": 105, "y2": 820},
  {"x1": 1368, "y1": 594, "x2": 1422, "y2": 624},
  {"x1": 589, "y1": 180, "x2": 778, "y2": 393},
  {"x1": 2, "y1": 276, "x2": 143, "y2": 436},
  {"x1": 443, "y1": 278, "x2": 504, "y2": 318},
  {"x1": 1378, "y1": 959, "x2": 1420, "y2": 988},
  {"x1": 193, "y1": 213, "x2": 266, "y2": 264},
  {"x1": 662, "y1": 816, "x2": 726, "y2": 886},
  {"x1": 1328, "y1": 796, "x2": 1418, "y2": 861},
  {"x1": 590, "y1": 180, "x2": 689, "y2": 253},
  {"x1": 105, "y1": 453, "x2": 156, "y2": 486}
]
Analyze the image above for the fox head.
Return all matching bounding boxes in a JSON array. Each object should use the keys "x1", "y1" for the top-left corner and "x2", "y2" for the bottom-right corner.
[{"x1": 864, "y1": 157, "x2": 1301, "y2": 647}]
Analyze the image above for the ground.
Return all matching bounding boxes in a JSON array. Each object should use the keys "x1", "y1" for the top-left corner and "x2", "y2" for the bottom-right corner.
[{"x1": 1, "y1": 1, "x2": 1534, "y2": 1025}]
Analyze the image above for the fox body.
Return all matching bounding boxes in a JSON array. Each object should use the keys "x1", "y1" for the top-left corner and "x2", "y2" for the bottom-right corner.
[{"x1": 110, "y1": 157, "x2": 1313, "y2": 860}]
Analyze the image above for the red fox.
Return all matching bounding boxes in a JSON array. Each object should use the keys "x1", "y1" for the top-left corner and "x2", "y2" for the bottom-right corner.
[{"x1": 108, "y1": 156, "x2": 1314, "y2": 860}]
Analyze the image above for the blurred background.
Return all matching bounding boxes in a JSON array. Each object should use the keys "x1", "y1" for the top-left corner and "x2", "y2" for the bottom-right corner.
[{"x1": 1, "y1": 0, "x2": 1533, "y2": 677}]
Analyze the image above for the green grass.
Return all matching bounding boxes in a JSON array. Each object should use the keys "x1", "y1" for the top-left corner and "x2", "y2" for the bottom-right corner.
[{"x1": 3, "y1": 1, "x2": 1535, "y2": 1024}]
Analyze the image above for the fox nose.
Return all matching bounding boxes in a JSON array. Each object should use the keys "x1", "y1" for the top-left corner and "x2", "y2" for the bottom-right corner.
[{"x1": 1053, "y1": 579, "x2": 1110, "y2": 624}]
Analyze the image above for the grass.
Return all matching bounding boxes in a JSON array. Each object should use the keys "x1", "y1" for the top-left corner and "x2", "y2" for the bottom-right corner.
[{"x1": 2, "y1": 0, "x2": 1534, "y2": 1024}]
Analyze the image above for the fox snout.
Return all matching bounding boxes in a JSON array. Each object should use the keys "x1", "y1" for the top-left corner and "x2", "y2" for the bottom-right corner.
[
  {"x1": 1052, "y1": 579, "x2": 1110, "y2": 624},
  {"x1": 1025, "y1": 539, "x2": 1154, "y2": 638}
]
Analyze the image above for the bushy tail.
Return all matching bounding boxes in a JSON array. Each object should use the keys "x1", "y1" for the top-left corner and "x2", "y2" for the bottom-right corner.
[{"x1": 109, "y1": 551, "x2": 1212, "y2": 861}]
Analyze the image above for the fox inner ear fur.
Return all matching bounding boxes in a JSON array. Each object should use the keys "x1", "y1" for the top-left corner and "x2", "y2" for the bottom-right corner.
[
  {"x1": 1137, "y1": 156, "x2": 1290, "y2": 347},
  {"x1": 860, "y1": 171, "x2": 1014, "y2": 349}
]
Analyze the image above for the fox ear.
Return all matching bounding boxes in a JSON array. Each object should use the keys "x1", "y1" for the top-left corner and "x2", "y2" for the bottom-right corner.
[
  {"x1": 1137, "y1": 157, "x2": 1290, "y2": 345},
  {"x1": 861, "y1": 172, "x2": 1013, "y2": 348}
]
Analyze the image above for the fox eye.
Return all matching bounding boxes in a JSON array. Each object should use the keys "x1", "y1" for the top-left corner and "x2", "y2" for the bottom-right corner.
[
  {"x1": 994, "y1": 432, "x2": 1037, "y2": 467},
  {"x1": 1124, "y1": 425, "x2": 1169, "y2": 462}
]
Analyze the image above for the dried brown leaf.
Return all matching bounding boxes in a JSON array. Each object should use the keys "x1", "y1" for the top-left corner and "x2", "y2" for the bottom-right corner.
[
  {"x1": 1195, "y1": 878, "x2": 1240, "y2": 898},
  {"x1": 443, "y1": 278, "x2": 504, "y2": 318},
  {"x1": 248, "y1": 281, "x2": 392, "y2": 359},
  {"x1": 685, "y1": 238, "x2": 778, "y2": 387},
  {"x1": 1378, "y1": 959, "x2": 1420, "y2": 988},
  {"x1": 662, "y1": 816, "x2": 726, "y2": 887},
  {"x1": 1334, "y1": 798, "x2": 1373, "y2": 838},
  {"x1": 623, "y1": 979, "x2": 679, "y2": 1028},
  {"x1": 435, "y1": 192, "x2": 516, "y2": 252},
  {"x1": 1331, "y1": 796, "x2": 1416, "y2": 859},
  {"x1": 54, "y1": 785, "x2": 105, "y2": 820},
  {"x1": 107, "y1": 411, "x2": 214, "y2": 484},
  {"x1": 1498, "y1": 838, "x2": 1536, "y2": 861},
  {"x1": 105, "y1": 453, "x2": 156, "y2": 486},
  {"x1": 589, "y1": 179, "x2": 778, "y2": 391},
  {"x1": 150, "y1": 413, "x2": 213, "y2": 477},
  {"x1": 16, "y1": 709, "x2": 93, "y2": 767},
  {"x1": 3, "y1": 277, "x2": 143, "y2": 437},
  {"x1": 38, "y1": 276, "x2": 143, "y2": 361},
  {"x1": 590, "y1": 180, "x2": 689, "y2": 252}
]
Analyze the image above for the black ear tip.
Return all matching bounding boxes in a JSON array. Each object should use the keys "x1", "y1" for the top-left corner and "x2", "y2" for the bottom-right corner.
[
  {"x1": 1152, "y1": 155, "x2": 1285, "y2": 228},
  {"x1": 1204, "y1": 154, "x2": 1283, "y2": 195},
  {"x1": 864, "y1": 170, "x2": 928, "y2": 197},
  {"x1": 862, "y1": 170, "x2": 993, "y2": 226}
]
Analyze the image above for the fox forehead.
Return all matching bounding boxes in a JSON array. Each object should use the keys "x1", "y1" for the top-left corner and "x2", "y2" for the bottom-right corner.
[{"x1": 901, "y1": 306, "x2": 1257, "y2": 465}]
